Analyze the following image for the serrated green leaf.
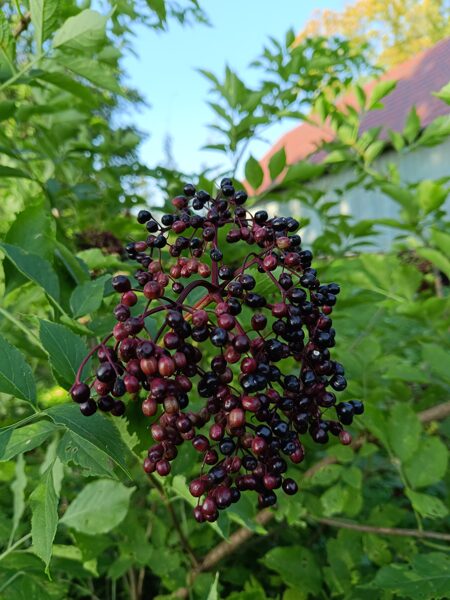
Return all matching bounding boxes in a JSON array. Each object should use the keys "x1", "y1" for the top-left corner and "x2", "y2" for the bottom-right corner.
[
  {"x1": 54, "y1": 54, "x2": 122, "y2": 94},
  {"x1": 404, "y1": 106, "x2": 421, "y2": 143},
  {"x1": 368, "y1": 80, "x2": 396, "y2": 110},
  {"x1": 422, "y1": 343, "x2": 450, "y2": 383},
  {"x1": 416, "y1": 180, "x2": 448, "y2": 215},
  {"x1": 404, "y1": 436, "x2": 448, "y2": 489},
  {"x1": 320, "y1": 483, "x2": 350, "y2": 516},
  {"x1": 262, "y1": 546, "x2": 321, "y2": 595},
  {"x1": 30, "y1": 0, "x2": 59, "y2": 51},
  {"x1": 284, "y1": 161, "x2": 325, "y2": 182},
  {"x1": 38, "y1": 320, "x2": 89, "y2": 388},
  {"x1": 430, "y1": 229, "x2": 450, "y2": 255},
  {"x1": 70, "y1": 274, "x2": 110, "y2": 318},
  {"x1": 206, "y1": 572, "x2": 219, "y2": 600},
  {"x1": 364, "y1": 140, "x2": 384, "y2": 164},
  {"x1": 1, "y1": 243, "x2": 60, "y2": 301},
  {"x1": 61, "y1": 479, "x2": 134, "y2": 534},
  {"x1": 9, "y1": 454, "x2": 26, "y2": 544},
  {"x1": 0, "y1": 334, "x2": 36, "y2": 405},
  {"x1": 406, "y1": 490, "x2": 448, "y2": 520},
  {"x1": 57, "y1": 429, "x2": 117, "y2": 479},
  {"x1": 245, "y1": 155, "x2": 264, "y2": 190},
  {"x1": 46, "y1": 403, "x2": 131, "y2": 477},
  {"x1": 0, "y1": 165, "x2": 32, "y2": 178},
  {"x1": 387, "y1": 404, "x2": 421, "y2": 461},
  {"x1": 53, "y1": 9, "x2": 107, "y2": 51},
  {"x1": 30, "y1": 460, "x2": 60, "y2": 573},
  {"x1": 146, "y1": 0, "x2": 167, "y2": 22},
  {"x1": 368, "y1": 552, "x2": 450, "y2": 599},
  {"x1": 435, "y1": 82, "x2": 450, "y2": 105},
  {"x1": 0, "y1": 420, "x2": 57, "y2": 461},
  {"x1": 416, "y1": 247, "x2": 450, "y2": 279},
  {"x1": 268, "y1": 147, "x2": 286, "y2": 181}
]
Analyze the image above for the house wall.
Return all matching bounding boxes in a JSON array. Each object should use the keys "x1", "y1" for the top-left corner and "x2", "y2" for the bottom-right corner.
[{"x1": 263, "y1": 138, "x2": 450, "y2": 250}]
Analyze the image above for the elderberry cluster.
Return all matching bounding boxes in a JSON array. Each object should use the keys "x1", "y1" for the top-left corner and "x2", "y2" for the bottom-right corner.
[{"x1": 71, "y1": 179, "x2": 364, "y2": 522}]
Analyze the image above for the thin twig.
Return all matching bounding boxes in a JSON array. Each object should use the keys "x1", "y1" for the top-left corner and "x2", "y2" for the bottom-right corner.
[
  {"x1": 13, "y1": 12, "x2": 31, "y2": 38},
  {"x1": 149, "y1": 475, "x2": 199, "y2": 569},
  {"x1": 313, "y1": 517, "x2": 450, "y2": 542}
]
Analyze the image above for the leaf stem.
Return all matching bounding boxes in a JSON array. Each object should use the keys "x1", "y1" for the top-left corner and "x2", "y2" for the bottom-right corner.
[{"x1": 0, "y1": 532, "x2": 31, "y2": 562}]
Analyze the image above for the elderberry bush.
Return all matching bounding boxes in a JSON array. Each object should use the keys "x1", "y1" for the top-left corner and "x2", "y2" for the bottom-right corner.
[{"x1": 71, "y1": 179, "x2": 364, "y2": 522}]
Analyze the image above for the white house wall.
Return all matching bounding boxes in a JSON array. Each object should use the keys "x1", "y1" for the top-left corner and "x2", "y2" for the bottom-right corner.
[{"x1": 263, "y1": 138, "x2": 450, "y2": 250}]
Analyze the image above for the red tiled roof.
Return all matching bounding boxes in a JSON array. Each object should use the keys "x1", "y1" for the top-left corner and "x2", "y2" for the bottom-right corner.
[{"x1": 254, "y1": 37, "x2": 450, "y2": 192}]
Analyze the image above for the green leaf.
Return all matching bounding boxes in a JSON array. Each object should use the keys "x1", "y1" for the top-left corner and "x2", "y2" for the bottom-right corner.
[
  {"x1": 435, "y1": 81, "x2": 450, "y2": 105},
  {"x1": 54, "y1": 54, "x2": 122, "y2": 94},
  {"x1": 70, "y1": 274, "x2": 110, "y2": 318},
  {"x1": 30, "y1": 0, "x2": 59, "y2": 51},
  {"x1": 416, "y1": 180, "x2": 448, "y2": 215},
  {"x1": 146, "y1": 0, "x2": 167, "y2": 22},
  {"x1": 416, "y1": 247, "x2": 450, "y2": 279},
  {"x1": 53, "y1": 9, "x2": 107, "y2": 51},
  {"x1": 368, "y1": 80, "x2": 396, "y2": 110},
  {"x1": 60, "y1": 479, "x2": 134, "y2": 534},
  {"x1": 364, "y1": 140, "x2": 384, "y2": 164},
  {"x1": 305, "y1": 464, "x2": 343, "y2": 488},
  {"x1": 1, "y1": 243, "x2": 60, "y2": 302},
  {"x1": 55, "y1": 241, "x2": 90, "y2": 285},
  {"x1": 320, "y1": 483, "x2": 350, "y2": 517},
  {"x1": 0, "y1": 101, "x2": 16, "y2": 121},
  {"x1": 404, "y1": 106, "x2": 421, "y2": 143},
  {"x1": 206, "y1": 573, "x2": 219, "y2": 600},
  {"x1": 283, "y1": 161, "x2": 324, "y2": 182},
  {"x1": 430, "y1": 228, "x2": 450, "y2": 256},
  {"x1": 38, "y1": 320, "x2": 89, "y2": 389},
  {"x1": 369, "y1": 552, "x2": 450, "y2": 599},
  {"x1": 10, "y1": 454, "x2": 26, "y2": 544},
  {"x1": 422, "y1": 343, "x2": 450, "y2": 383},
  {"x1": 268, "y1": 147, "x2": 286, "y2": 181},
  {"x1": 406, "y1": 490, "x2": 448, "y2": 520},
  {"x1": 262, "y1": 546, "x2": 321, "y2": 595},
  {"x1": 0, "y1": 12, "x2": 14, "y2": 70},
  {"x1": 387, "y1": 404, "x2": 421, "y2": 461},
  {"x1": 30, "y1": 460, "x2": 60, "y2": 573},
  {"x1": 0, "y1": 420, "x2": 57, "y2": 461},
  {"x1": 0, "y1": 165, "x2": 32, "y2": 178},
  {"x1": 245, "y1": 155, "x2": 264, "y2": 190},
  {"x1": 5, "y1": 203, "x2": 55, "y2": 260},
  {"x1": 57, "y1": 429, "x2": 117, "y2": 479},
  {"x1": 388, "y1": 130, "x2": 405, "y2": 152},
  {"x1": 404, "y1": 436, "x2": 448, "y2": 488},
  {"x1": 0, "y1": 334, "x2": 36, "y2": 405},
  {"x1": 46, "y1": 403, "x2": 131, "y2": 477},
  {"x1": 355, "y1": 85, "x2": 366, "y2": 110}
]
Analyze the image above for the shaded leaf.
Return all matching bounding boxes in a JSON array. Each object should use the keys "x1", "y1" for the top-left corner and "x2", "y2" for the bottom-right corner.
[
  {"x1": 46, "y1": 403, "x2": 131, "y2": 477},
  {"x1": 0, "y1": 334, "x2": 36, "y2": 405},
  {"x1": 60, "y1": 479, "x2": 134, "y2": 534},
  {"x1": 39, "y1": 320, "x2": 89, "y2": 388},
  {"x1": 30, "y1": 460, "x2": 60, "y2": 573},
  {"x1": 1, "y1": 243, "x2": 60, "y2": 301},
  {"x1": 0, "y1": 420, "x2": 57, "y2": 461}
]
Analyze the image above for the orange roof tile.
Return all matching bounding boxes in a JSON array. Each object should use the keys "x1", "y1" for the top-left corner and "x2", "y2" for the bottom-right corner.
[{"x1": 254, "y1": 37, "x2": 450, "y2": 193}]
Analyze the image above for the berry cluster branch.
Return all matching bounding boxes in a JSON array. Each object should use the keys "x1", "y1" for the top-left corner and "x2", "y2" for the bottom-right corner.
[
  {"x1": 172, "y1": 400, "x2": 450, "y2": 597},
  {"x1": 72, "y1": 179, "x2": 360, "y2": 523}
]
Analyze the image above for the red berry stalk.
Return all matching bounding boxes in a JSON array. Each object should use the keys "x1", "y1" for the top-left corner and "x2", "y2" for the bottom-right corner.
[{"x1": 71, "y1": 179, "x2": 364, "y2": 522}]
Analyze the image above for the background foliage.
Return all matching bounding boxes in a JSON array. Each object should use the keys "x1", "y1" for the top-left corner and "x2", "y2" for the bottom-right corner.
[{"x1": 0, "y1": 1, "x2": 449, "y2": 599}]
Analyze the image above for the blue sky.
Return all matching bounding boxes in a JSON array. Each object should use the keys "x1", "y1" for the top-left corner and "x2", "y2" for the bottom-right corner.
[{"x1": 123, "y1": 0, "x2": 348, "y2": 175}]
